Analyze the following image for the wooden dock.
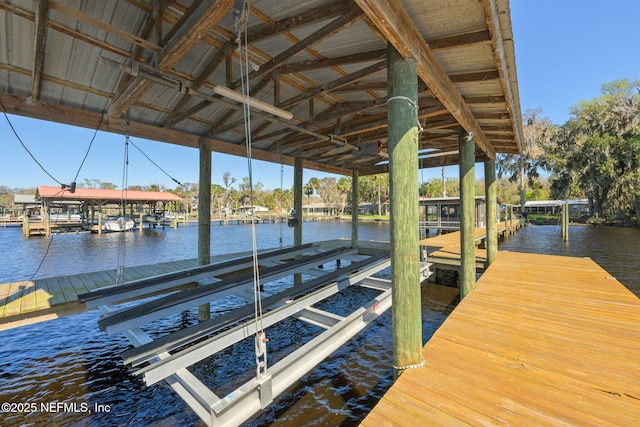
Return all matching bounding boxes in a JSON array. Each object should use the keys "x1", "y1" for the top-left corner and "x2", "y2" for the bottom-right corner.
[
  {"x1": 0, "y1": 258, "x2": 201, "y2": 330},
  {"x1": 0, "y1": 241, "x2": 364, "y2": 331},
  {"x1": 419, "y1": 221, "x2": 519, "y2": 272},
  {"x1": 361, "y1": 250, "x2": 640, "y2": 426}
]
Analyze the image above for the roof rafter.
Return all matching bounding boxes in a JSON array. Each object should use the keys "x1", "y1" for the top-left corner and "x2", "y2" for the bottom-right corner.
[
  {"x1": 279, "y1": 49, "x2": 387, "y2": 74},
  {"x1": 280, "y1": 60, "x2": 386, "y2": 109},
  {"x1": 31, "y1": 0, "x2": 49, "y2": 101},
  {"x1": 246, "y1": 0, "x2": 354, "y2": 44},
  {"x1": 232, "y1": 6, "x2": 364, "y2": 87},
  {"x1": 109, "y1": 0, "x2": 235, "y2": 118},
  {"x1": 355, "y1": 0, "x2": 496, "y2": 159},
  {"x1": 480, "y1": 0, "x2": 525, "y2": 154}
]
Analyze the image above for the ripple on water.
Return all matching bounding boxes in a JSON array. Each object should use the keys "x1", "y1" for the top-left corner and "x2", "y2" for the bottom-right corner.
[{"x1": 1, "y1": 223, "x2": 634, "y2": 425}]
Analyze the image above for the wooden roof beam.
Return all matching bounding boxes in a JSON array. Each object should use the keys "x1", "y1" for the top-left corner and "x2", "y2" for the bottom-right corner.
[
  {"x1": 279, "y1": 49, "x2": 387, "y2": 74},
  {"x1": 48, "y1": 1, "x2": 161, "y2": 52},
  {"x1": 330, "y1": 68, "x2": 501, "y2": 94},
  {"x1": 163, "y1": 48, "x2": 227, "y2": 127},
  {"x1": 245, "y1": 0, "x2": 354, "y2": 44},
  {"x1": 428, "y1": 29, "x2": 492, "y2": 52},
  {"x1": 480, "y1": 0, "x2": 525, "y2": 154},
  {"x1": 355, "y1": 0, "x2": 496, "y2": 159},
  {"x1": 0, "y1": 1, "x2": 136, "y2": 60},
  {"x1": 109, "y1": 0, "x2": 234, "y2": 118},
  {"x1": 280, "y1": 28, "x2": 492, "y2": 78},
  {"x1": 280, "y1": 60, "x2": 386, "y2": 109},
  {"x1": 232, "y1": 6, "x2": 364, "y2": 87},
  {"x1": 31, "y1": 0, "x2": 48, "y2": 101}
]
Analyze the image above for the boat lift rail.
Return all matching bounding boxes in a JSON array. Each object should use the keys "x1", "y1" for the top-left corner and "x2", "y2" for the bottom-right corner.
[
  {"x1": 79, "y1": 243, "x2": 316, "y2": 308},
  {"x1": 122, "y1": 252, "x2": 390, "y2": 368},
  {"x1": 97, "y1": 246, "x2": 355, "y2": 333},
  {"x1": 90, "y1": 242, "x2": 430, "y2": 426}
]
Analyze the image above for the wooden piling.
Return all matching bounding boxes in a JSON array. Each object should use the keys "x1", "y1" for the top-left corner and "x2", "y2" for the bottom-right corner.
[
  {"x1": 198, "y1": 138, "x2": 211, "y2": 321},
  {"x1": 562, "y1": 203, "x2": 569, "y2": 242},
  {"x1": 294, "y1": 158, "x2": 303, "y2": 247},
  {"x1": 387, "y1": 44, "x2": 421, "y2": 377},
  {"x1": 484, "y1": 159, "x2": 497, "y2": 266},
  {"x1": 351, "y1": 170, "x2": 359, "y2": 248},
  {"x1": 459, "y1": 129, "x2": 476, "y2": 298},
  {"x1": 294, "y1": 158, "x2": 303, "y2": 286}
]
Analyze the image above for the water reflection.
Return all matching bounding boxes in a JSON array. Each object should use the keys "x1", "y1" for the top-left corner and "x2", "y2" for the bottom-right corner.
[{"x1": 0, "y1": 221, "x2": 390, "y2": 283}]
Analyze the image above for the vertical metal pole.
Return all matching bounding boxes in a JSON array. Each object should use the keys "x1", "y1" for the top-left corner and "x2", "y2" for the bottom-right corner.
[
  {"x1": 459, "y1": 129, "x2": 476, "y2": 298},
  {"x1": 351, "y1": 170, "x2": 359, "y2": 248},
  {"x1": 198, "y1": 138, "x2": 211, "y2": 321},
  {"x1": 387, "y1": 44, "x2": 421, "y2": 378},
  {"x1": 484, "y1": 158, "x2": 497, "y2": 266}
]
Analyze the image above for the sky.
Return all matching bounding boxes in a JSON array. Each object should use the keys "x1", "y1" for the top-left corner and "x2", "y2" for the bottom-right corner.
[{"x1": 1, "y1": 0, "x2": 639, "y2": 192}]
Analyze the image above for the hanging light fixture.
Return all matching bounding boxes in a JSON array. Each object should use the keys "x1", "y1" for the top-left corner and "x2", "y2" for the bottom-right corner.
[{"x1": 212, "y1": 85, "x2": 294, "y2": 120}]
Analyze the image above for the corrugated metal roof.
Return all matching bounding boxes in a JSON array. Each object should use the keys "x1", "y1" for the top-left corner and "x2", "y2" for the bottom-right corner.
[
  {"x1": 14, "y1": 194, "x2": 36, "y2": 203},
  {"x1": 36, "y1": 186, "x2": 183, "y2": 202},
  {"x1": 0, "y1": 0, "x2": 526, "y2": 176}
]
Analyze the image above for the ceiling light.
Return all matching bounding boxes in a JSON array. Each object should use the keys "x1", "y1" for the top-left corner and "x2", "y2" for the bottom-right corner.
[{"x1": 212, "y1": 85, "x2": 293, "y2": 120}]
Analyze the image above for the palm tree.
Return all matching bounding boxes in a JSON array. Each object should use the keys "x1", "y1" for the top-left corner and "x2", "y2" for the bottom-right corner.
[
  {"x1": 336, "y1": 177, "x2": 351, "y2": 215},
  {"x1": 304, "y1": 184, "x2": 314, "y2": 208}
]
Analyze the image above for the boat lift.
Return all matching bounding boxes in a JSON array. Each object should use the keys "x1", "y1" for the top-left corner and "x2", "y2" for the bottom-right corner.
[{"x1": 79, "y1": 240, "x2": 431, "y2": 426}]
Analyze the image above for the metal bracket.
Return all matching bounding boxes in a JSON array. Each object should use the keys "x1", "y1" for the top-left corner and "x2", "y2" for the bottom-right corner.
[{"x1": 257, "y1": 374, "x2": 273, "y2": 408}]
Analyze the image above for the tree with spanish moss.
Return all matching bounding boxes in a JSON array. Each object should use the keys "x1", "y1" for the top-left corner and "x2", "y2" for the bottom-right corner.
[{"x1": 557, "y1": 79, "x2": 640, "y2": 222}]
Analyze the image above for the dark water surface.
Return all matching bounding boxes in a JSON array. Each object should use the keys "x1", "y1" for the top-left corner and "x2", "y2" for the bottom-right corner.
[
  {"x1": 0, "y1": 223, "x2": 637, "y2": 426},
  {"x1": 499, "y1": 224, "x2": 640, "y2": 296}
]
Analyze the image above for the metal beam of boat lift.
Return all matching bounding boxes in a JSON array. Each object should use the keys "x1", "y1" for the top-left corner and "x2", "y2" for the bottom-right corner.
[{"x1": 89, "y1": 242, "x2": 431, "y2": 426}]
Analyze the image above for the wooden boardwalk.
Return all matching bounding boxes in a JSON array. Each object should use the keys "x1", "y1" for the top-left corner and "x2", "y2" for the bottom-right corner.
[
  {"x1": 419, "y1": 221, "x2": 519, "y2": 271},
  {"x1": 0, "y1": 258, "x2": 208, "y2": 330},
  {"x1": 361, "y1": 250, "x2": 640, "y2": 426},
  {"x1": 0, "y1": 242, "x2": 354, "y2": 331}
]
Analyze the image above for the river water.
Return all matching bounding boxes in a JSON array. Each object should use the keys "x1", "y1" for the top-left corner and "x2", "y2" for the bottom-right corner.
[{"x1": 0, "y1": 222, "x2": 638, "y2": 426}]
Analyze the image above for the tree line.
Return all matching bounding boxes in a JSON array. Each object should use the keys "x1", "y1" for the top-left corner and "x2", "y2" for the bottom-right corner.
[
  {"x1": 4, "y1": 79, "x2": 637, "y2": 224},
  {"x1": 502, "y1": 79, "x2": 639, "y2": 224}
]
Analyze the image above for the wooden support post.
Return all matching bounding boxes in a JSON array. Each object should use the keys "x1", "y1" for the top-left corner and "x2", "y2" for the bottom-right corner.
[
  {"x1": 139, "y1": 212, "x2": 144, "y2": 234},
  {"x1": 388, "y1": 44, "x2": 421, "y2": 377},
  {"x1": 294, "y1": 158, "x2": 303, "y2": 247},
  {"x1": 198, "y1": 139, "x2": 212, "y2": 321},
  {"x1": 459, "y1": 128, "x2": 476, "y2": 298},
  {"x1": 351, "y1": 170, "x2": 359, "y2": 248},
  {"x1": 44, "y1": 200, "x2": 51, "y2": 237},
  {"x1": 22, "y1": 212, "x2": 29, "y2": 236},
  {"x1": 294, "y1": 157, "x2": 303, "y2": 286},
  {"x1": 484, "y1": 159, "x2": 497, "y2": 266},
  {"x1": 562, "y1": 203, "x2": 569, "y2": 242}
]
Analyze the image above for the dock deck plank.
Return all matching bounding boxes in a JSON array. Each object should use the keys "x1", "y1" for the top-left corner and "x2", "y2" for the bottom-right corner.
[
  {"x1": 18, "y1": 282, "x2": 38, "y2": 313},
  {"x1": 0, "y1": 259, "x2": 200, "y2": 330},
  {"x1": 33, "y1": 279, "x2": 52, "y2": 310},
  {"x1": 42, "y1": 277, "x2": 66, "y2": 306},
  {"x1": 0, "y1": 249, "x2": 315, "y2": 330},
  {"x1": 362, "y1": 250, "x2": 640, "y2": 426},
  {"x1": 2, "y1": 281, "x2": 28, "y2": 317}
]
